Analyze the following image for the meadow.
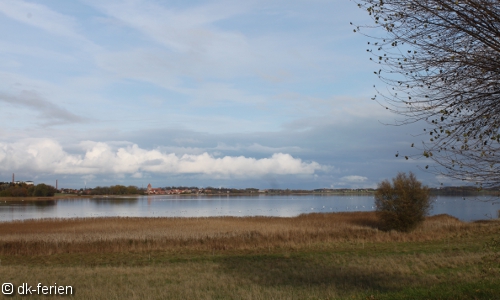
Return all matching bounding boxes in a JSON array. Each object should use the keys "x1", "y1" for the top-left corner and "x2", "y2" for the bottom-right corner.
[{"x1": 0, "y1": 212, "x2": 499, "y2": 299}]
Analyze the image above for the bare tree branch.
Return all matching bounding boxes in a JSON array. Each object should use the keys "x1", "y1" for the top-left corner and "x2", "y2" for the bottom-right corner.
[{"x1": 353, "y1": 0, "x2": 500, "y2": 188}]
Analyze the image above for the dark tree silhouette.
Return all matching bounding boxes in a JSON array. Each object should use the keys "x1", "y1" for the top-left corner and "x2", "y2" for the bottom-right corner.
[{"x1": 353, "y1": 0, "x2": 500, "y2": 188}]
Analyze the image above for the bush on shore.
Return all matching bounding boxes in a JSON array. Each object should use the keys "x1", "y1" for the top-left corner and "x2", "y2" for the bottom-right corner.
[{"x1": 375, "y1": 172, "x2": 432, "y2": 232}]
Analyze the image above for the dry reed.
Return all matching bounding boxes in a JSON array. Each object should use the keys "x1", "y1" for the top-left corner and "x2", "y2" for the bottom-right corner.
[
  {"x1": 1, "y1": 212, "x2": 499, "y2": 299},
  {"x1": 1, "y1": 212, "x2": 497, "y2": 256}
]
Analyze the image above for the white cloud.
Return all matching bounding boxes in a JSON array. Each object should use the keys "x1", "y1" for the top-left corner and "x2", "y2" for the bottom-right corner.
[
  {"x1": 341, "y1": 175, "x2": 368, "y2": 183},
  {"x1": 0, "y1": 139, "x2": 323, "y2": 177},
  {"x1": 131, "y1": 172, "x2": 143, "y2": 179}
]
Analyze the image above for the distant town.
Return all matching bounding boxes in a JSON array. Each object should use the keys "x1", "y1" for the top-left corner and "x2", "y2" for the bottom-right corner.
[{"x1": 1, "y1": 175, "x2": 499, "y2": 197}]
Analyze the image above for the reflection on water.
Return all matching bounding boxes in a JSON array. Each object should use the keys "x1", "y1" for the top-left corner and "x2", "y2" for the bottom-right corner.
[
  {"x1": 92, "y1": 197, "x2": 139, "y2": 206},
  {"x1": 0, "y1": 195, "x2": 498, "y2": 222}
]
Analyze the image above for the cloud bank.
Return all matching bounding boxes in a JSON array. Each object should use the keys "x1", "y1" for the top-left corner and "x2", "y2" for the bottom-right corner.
[
  {"x1": 0, "y1": 90, "x2": 86, "y2": 125},
  {"x1": 341, "y1": 175, "x2": 368, "y2": 183},
  {"x1": 0, "y1": 139, "x2": 323, "y2": 177}
]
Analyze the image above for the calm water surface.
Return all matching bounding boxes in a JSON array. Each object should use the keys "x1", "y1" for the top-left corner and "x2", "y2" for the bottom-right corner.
[{"x1": 0, "y1": 195, "x2": 499, "y2": 222}]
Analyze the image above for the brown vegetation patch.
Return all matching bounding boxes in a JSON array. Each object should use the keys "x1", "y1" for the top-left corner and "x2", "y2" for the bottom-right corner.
[{"x1": 1, "y1": 212, "x2": 498, "y2": 256}]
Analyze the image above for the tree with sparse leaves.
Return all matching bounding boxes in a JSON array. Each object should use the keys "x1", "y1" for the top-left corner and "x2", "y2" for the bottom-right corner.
[
  {"x1": 352, "y1": 0, "x2": 500, "y2": 188},
  {"x1": 375, "y1": 172, "x2": 432, "y2": 232}
]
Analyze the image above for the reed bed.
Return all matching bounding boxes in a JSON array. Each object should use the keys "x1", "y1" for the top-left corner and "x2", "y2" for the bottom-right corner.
[
  {"x1": 1, "y1": 212, "x2": 497, "y2": 256},
  {"x1": 1, "y1": 212, "x2": 499, "y2": 299}
]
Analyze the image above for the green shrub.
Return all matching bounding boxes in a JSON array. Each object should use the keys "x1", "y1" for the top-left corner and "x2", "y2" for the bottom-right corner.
[
  {"x1": 32, "y1": 184, "x2": 57, "y2": 197},
  {"x1": 0, "y1": 190, "x2": 12, "y2": 197},
  {"x1": 375, "y1": 172, "x2": 432, "y2": 232}
]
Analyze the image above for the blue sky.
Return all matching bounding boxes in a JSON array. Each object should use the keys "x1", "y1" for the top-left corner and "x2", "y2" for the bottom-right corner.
[{"x1": 0, "y1": 0, "x2": 450, "y2": 189}]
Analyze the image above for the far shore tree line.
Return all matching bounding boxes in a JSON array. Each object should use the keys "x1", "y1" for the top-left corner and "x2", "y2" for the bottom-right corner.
[
  {"x1": 1, "y1": 181, "x2": 498, "y2": 198},
  {"x1": 0, "y1": 182, "x2": 57, "y2": 197}
]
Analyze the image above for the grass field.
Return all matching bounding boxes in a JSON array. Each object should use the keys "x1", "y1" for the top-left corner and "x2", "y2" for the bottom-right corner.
[{"x1": 0, "y1": 212, "x2": 499, "y2": 299}]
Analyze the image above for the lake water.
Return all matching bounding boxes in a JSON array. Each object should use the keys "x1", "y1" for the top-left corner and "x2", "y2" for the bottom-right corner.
[{"x1": 0, "y1": 195, "x2": 499, "y2": 222}]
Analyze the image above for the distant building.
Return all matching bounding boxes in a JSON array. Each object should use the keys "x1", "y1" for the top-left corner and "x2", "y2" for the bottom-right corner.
[
  {"x1": 11, "y1": 180, "x2": 34, "y2": 185},
  {"x1": 146, "y1": 184, "x2": 166, "y2": 195}
]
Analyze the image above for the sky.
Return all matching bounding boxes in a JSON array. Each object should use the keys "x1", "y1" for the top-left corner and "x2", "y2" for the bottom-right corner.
[{"x1": 0, "y1": 0, "x2": 450, "y2": 189}]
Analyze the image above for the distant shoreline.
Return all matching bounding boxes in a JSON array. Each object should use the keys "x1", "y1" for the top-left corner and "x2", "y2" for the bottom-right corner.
[
  {"x1": 0, "y1": 191, "x2": 380, "y2": 202},
  {"x1": 1, "y1": 188, "x2": 499, "y2": 202}
]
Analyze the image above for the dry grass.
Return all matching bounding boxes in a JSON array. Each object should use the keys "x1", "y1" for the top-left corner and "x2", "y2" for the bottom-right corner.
[
  {"x1": 1, "y1": 212, "x2": 499, "y2": 299},
  {"x1": 0, "y1": 212, "x2": 497, "y2": 256},
  {"x1": 1, "y1": 251, "x2": 494, "y2": 300}
]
